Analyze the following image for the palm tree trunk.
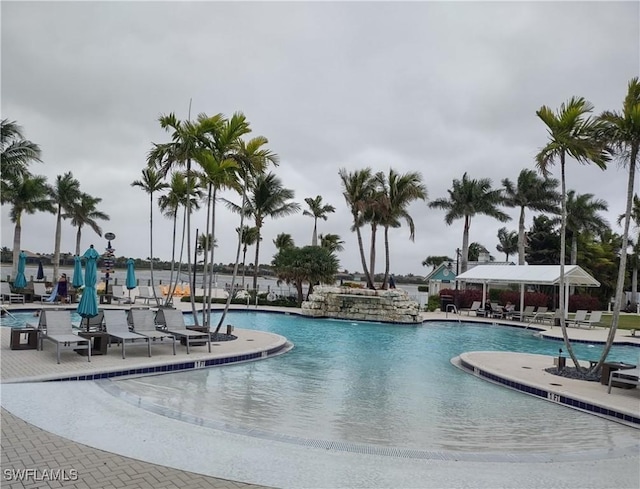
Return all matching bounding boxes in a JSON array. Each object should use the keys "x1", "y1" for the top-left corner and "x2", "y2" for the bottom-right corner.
[
  {"x1": 558, "y1": 156, "x2": 582, "y2": 370},
  {"x1": 241, "y1": 246, "x2": 247, "y2": 287},
  {"x1": 148, "y1": 195, "x2": 160, "y2": 307},
  {"x1": 597, "y1": 145, "x2": 637, "y2": 365},
  {"x1": 355, "y1": 224, "x2": 375, "y2": 289},
  {"x1": 633, "y1": 264, "x2": 638, "y2": 310},
  {"x1": 312, "y1": 218, "x2": 318, "y2": 247},
  {"x1": 201, "y1": 184, "x2": 213, "y2": 329},
  {"x1": 382, "y1": 226, "x2": 390, "y2": 289},
  {"x1": 12, "y1": 216, "x2": 22, "y2": 279},
  {"x1": 170, "y1": 208, "x2": 187, "y2": 304},
  {"x1": 216, "y1": 188, "x2": 247, "y2": 333},
  {"x1": 518, "y1": 206, "x2": 526, "y2": 265},
  {"x1": 569, "y1": 234, "x2": 578, "y2": 295},
  {"x1": 252, "y1": 224, "x2": 261, "y2": 291},
  {"x1": 206, "y1": 186, "x2": 219, "y2": 330},
  {"x1": 461, "y1": 215, "x2": 470, "y2": 273},
  {"x1": 165, "y1": 210, "x2": 178, "y2": 307},
  {"x1": 53, "y1": 205, "x2": 63, "y2": 281},
  {"x1": 185, "y1": 159, "x2": 198, "y2": 321},
  {"x1": 369, "y1": 223, "x2": 377, "y2": 285},
  {"x1": 75, "y1": 227, "x2": 82, "y2": 257},
  {"x1": 296, "y1": 280, "x2": 304, "y2": 306}
]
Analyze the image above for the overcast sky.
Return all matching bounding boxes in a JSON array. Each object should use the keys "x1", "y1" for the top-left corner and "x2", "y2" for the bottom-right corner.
[{"x1": 2, "y1": 1, "x2": 638, "y2": 276}]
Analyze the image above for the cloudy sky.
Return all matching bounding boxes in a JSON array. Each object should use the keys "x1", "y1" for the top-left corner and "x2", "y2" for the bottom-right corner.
[{"x1": 2, "y1": 1, "x2": 638, "y2": 276}]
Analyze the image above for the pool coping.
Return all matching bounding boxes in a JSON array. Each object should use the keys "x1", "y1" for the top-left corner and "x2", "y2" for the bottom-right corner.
[{"x1": 455, "y1": 351, "x2": 640, "y2": 429}]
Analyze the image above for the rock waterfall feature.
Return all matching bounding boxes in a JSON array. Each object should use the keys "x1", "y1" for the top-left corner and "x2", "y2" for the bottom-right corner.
[{"x1": 301, "y1": 286, "x2": 421, "y2": 323}]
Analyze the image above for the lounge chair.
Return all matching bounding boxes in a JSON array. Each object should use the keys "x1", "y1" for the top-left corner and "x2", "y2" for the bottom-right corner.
[
  {"x1": 32, "y1": 283, "x2": 48, "y2": 303},
  {"x1": 127, "y1": 308, "x2": 176, "y2": 355},
  {"x1": 111, "y1": 285, "x2": 129, "y2": 305},
  {"x1": 540, "y1": 309, "x2": 562, "y2": 326},
  {"x1": 73, "y1": 310, "x2": 105, "y2": 332},
  {"x1": 608, "y1": 366, "x2": 640, "y2": 393},
  {"x1": 1, "y1": 282, "x2": 25, "y2": 304},
  {"x1": 569, "y1": 310, "x2": 588, "y2": 327},
  {"x1": 530, "y1": 306, "x2": 548, "y2": 322},
  {"x1": 576, "y1": 310, "x2": 604, "y2": 329},
  {"x1": 38, "y1": 310, "x2": 91, "y2": 363},
  {"x1": 134, "y1": 285, "x2": 163, "y2": 305},
  {"x1": 461, "y1": 301, "x2": 481, "y2": 316},
  {"x1": 103, "y1": 310, "x2": 151, "y2": 359},
  {"x1": 155, "y1": 308, "x2": 211, "y2": 354},
  {"x1": 512, "y1": 305, "x2": 535, "y2": 322}
]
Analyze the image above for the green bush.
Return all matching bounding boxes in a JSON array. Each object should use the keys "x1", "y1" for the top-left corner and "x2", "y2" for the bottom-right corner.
[{"x1": 427, "y1": 295, "x2": 440, "y2": 311}]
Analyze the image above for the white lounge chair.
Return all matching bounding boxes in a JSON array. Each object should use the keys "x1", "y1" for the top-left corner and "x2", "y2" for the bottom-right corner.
[
  {"x1": 1, "y1": 282, "x2": 25, "y2": 304},
  {"x1": 512, "y1": 305, "x2": 535, "y2": 322},
  {"x1": 608, "y1": 366, "x2": 640, "y2": 393},
  {"x1": 134, "y1": 285, "x2": 162, "y2": 305},
  {"x1": 155, "y1": 308, "x2": 211, "y2": 354},
  {"x1": 103, "y1": 310, "x2": 151, "y2": 359},
  {"x1": 39, "y1": 310, "x2": 91, "y2": 363},
  {"x1": 111, "y1": 285, "x2": 129, "y2": 305},
  {"x1": 127, "y1": 308, "x2": 176, "y2": 355},
  {"x1": 576, "y1": 310, "x2": 604, "y2": 329},
  {"x1": 569, "y1": 310, "x2": 589, "y2": 327},
  {"x1": 32, "y1": 283, "x2": 48, "y2": 303},
  {"x1": 461, "y1": 301, "x2": 481, "y2": 316}
]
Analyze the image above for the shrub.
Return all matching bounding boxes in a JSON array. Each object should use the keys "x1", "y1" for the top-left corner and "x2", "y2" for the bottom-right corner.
[
  {"x1": 417, "y1": 285, "x2": 429, "y2": 293},
  {"x1": 427, "y1": 294, "x2": 440, "y2": 311},
  {"x1": 568, "y1": 294, "x2": 601, "y2": 312}
]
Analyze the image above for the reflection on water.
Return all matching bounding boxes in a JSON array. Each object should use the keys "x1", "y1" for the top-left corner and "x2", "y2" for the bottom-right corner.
[{"x1": 113, "y1": 313, "x2": 639, "y2": 453}]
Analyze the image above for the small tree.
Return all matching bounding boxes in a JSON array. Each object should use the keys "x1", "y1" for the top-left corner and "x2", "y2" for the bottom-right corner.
[{"x1": 272, "y1": 246, "x2": 339, "y2": 306}]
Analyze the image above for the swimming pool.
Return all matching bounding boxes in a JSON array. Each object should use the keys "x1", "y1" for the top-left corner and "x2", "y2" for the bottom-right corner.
[{"x1": 102, "y1": 311, "x2": 639, "y2": 456}]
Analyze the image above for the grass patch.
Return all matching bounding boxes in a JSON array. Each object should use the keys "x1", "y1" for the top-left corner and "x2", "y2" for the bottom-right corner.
[{"x1": 599, "y1": 313, "x2": 640, "y2": 330}]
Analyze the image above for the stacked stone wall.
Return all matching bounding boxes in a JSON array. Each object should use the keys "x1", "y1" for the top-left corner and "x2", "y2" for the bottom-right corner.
[{"x1": 301, "y1": 286, "x2": 421, "y2": 323}]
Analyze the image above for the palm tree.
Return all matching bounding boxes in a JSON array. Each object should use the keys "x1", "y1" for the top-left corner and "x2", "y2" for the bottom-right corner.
[
  {"x1": 1, "y1": 174, "x2": 54, "y2": 276},
  {"x1": 49, "y1": 172, "x2": 81, "y2": 280},
  {"x1": 617, "y1": 194, "x2": 640, "y2": 310},
  {"x1": 502, "y1": 169, "x2": 561, "y2": 264},
  {"x1": 429, "y1": 172, "x2": 510, "y2": 273},
  {"x1": 421, "y1": 256, "x2": 452, "y2": 270},
  {"x1": 0, "y1": 119, "x2": 42, "y2": 196},
  {"x1": 240, "y1": 172, "x2": 300, "y2": 290},
  {"x1": 496, "y1": 227, "x2": 518, "y2": 261},
  {"x1": 375, "y1": 169, "x2": 427, "y2": 288},
  {"x1": 536, "y1": 96, "x2": 609, "y2": 370},
  {"x1": 565, "y1": 190, "x2": 608, "y2": 265},
  {"x1": 319, "y1": 233, "x2": 344, "y2": 253},
  {"x1": 237, "y1": 226, "x2": 261, "y2": 287},
  {"x1": 65, "y1": 193, "x2": 110, "y2": 256},
  {"x1": 273, "y1": 232, "x2": 294, "y2": 251},
  {"x1": 338, "y1": 168, "x2": 377, "y2": 289},
  {"x1": 217, "y1": 136, "x2": 279, "y2": 332},
  {"x1": 597, "y1": 77, "x2": 640, "y2": 363},
  {"x1": 303, "y1": 195, "x2": 336, "y2": 246},
  {"x1": 195, "y1": 113, "x2": 248, "y2": 325},
  {"x1": 132, "y1": 168, "x2": 169, "y2": 307},
  {"x1": 148, "y1": 111, "x2": 225, "y2": 317}
]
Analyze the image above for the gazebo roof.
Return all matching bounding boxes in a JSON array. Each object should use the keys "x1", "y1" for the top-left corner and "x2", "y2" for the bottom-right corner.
[{"x1": 455, "y1": 265, "x2": 600, "y2": 287}]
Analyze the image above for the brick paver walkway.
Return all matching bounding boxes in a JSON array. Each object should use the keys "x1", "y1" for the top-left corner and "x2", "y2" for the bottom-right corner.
[{"x1": 1, "y1": 409, "x2": 267, "y2": 489}]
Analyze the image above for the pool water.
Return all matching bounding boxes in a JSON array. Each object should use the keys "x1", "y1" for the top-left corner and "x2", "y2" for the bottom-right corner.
[{"x1": 106, "y1": 311, "x2": 639, "y2": 455}]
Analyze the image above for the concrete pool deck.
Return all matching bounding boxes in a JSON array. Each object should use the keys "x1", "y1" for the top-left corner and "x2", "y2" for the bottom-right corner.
[{"x1": 1, "y1": 303, "x2": 639, "y2": 488}]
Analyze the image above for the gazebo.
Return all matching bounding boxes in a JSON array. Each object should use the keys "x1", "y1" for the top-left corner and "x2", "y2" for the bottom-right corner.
[{"x1": 455, "y1": 265, "x2": 600, "y2": 317}]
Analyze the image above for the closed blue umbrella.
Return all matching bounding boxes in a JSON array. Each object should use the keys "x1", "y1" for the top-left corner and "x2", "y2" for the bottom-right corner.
[
  {"x1": 77, "y1": 245, "x2": 100, "y2": 327},
  {"x1": 14, "y1": 251, "x2": 27, "y2": 289},
  {"x1": 36, "y1": 260, "x2": 44, "y2": 281},
  {"x1": 125, "y1": 258, "x2": 136, "y2": 303},
  {"x1": 72, "y1": 255, "x2": 84, "y2": 288}
]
